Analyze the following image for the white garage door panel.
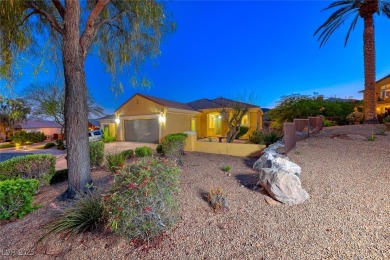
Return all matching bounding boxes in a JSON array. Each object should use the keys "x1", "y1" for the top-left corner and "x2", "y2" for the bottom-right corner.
[{"x1": 124, "y1": 119, "x2": 159, "y2": 143}]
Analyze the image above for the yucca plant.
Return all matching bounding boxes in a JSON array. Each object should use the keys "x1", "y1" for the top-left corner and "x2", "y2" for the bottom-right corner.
[
  {"x1": 41, "y1": 191, "x2": 104, "y2": 240},
  {"x1": 106, "y1": 152, "x2": 126, "y2": 174}
]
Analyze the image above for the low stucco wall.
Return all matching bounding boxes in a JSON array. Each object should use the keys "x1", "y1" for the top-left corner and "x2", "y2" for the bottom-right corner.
[{"x1": 184, "y1": 132, "x2": 265, "y2": 157}]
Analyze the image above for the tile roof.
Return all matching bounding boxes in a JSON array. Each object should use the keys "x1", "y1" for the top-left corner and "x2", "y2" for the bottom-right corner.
[
  {"x1": 88, "y1": 119, "x2": 100, "y2": 126},
  {"x1": 188, "y1": 97, "x2": 259, "y2": 110},
  {"x1": 137, "y1": 94, "x2": 198, "y2": 111},
  {"x1": 98, "y1": 114, "x2": 115, "y2": 120},
  {"x1": 212, "y1": 97, "x2": 259, "y2": 109},
  {"x1": 15, "y1": 120, "x2": 62, "y2": 129}
]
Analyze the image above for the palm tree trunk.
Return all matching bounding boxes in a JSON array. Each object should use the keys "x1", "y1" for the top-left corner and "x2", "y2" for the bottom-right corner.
[
  {"x1": 61, "y1": 0, "x2": 92, "y2": 199},
  {"x1": 362, "y1": 7, "x2": 378, "y2": 123}
]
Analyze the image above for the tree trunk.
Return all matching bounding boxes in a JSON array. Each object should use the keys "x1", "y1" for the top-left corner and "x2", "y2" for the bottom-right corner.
[
  {"x1": 362, "y1": 10, "x2": 378, "y2": 123},
  {"x1": 61, "y1": 0, "x2": 91, "y2": 199}
]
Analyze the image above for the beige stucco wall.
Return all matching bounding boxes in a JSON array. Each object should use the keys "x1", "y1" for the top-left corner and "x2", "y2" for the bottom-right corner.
[
  {"x1": 116, "y1": 95, "x2": 166, "y2": 117},
  {"x1": 161, "y1": 112, "x2": 193, "y2": 139},
  {"x1": 376, "y1": 76, "x2": 390, "y2": 114}
]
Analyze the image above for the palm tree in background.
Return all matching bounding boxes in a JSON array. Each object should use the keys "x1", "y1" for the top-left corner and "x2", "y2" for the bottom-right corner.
[{"x1": 314, "y1": 0, "x2": 390, "y2": 123}]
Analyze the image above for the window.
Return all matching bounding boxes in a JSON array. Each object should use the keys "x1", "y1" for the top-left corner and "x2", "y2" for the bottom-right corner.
[
  {"x1": 241, "y1": 114, "x2": 249, "y2": 126},
  {"x1": 381, "y1": 84, "x2": 390, "y2": 99}
]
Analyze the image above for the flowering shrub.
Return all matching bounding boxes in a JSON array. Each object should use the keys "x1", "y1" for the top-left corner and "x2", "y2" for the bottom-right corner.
[
  {"x1": 103, "y1": 157, "x2": 180, "y2": 242},
  {"x1": 346, "y1": 111, "x2": 364, "y2": 124}
]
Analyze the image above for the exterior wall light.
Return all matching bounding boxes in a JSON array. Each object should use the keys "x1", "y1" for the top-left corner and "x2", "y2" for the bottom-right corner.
[
  {"x1": 115, "y1": 118, "x2": 120, "y2": 124},
  {"x1": 159, "y1": 114, "x2": 166, "y2": 124}
]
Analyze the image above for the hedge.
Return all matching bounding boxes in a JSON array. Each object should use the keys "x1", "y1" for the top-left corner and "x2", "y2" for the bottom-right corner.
[{"x1": 0, "y1": 154, "x2": 56, "y2": 186}]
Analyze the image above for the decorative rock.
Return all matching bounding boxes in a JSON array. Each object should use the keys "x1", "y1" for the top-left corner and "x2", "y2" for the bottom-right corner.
[
  {"x1": 253, "y1": 140, "x2": 309, "y2": 205},
  {"x1": 258, "y1": 168, "x2": 309, "y2": 205}
]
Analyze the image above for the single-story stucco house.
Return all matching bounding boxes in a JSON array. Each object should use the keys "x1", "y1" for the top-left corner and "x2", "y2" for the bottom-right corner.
[
  {"x1": 100, "y1": 93, "x2": 263, "y2": 143},
  {"x1": 14, "y1": 120, "x2": 62, "y2": 139}
]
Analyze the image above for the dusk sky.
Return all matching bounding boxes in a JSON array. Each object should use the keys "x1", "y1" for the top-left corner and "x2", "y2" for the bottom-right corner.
[{"x1": 5, "y1": 1, "x2": 390, "y2": 115}]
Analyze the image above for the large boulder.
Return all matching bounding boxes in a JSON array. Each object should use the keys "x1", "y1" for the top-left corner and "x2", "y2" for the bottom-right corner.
[
  {"x1": 254, "y1": 141, "x2": 309, "y2": 205},
  {"x1": 258, "y1": 168, "x2": 309, "y2": 205}
]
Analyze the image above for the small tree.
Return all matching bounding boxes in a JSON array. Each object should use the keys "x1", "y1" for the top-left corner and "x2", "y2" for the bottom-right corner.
[
  {"x1": 25, "y1": 83, "x2": 104, "y2": 135},
  {"x1": 216, "y1": 96, "x2": 258, "y2": 143},
  {"x1": 0, "y1": 97, "x2": 31, "y2": 138}
]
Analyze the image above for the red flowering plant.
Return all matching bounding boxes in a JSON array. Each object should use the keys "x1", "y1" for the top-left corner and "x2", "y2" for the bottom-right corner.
[{"x1": 102, "y1": 157, "x2": 180, "y2": 242}]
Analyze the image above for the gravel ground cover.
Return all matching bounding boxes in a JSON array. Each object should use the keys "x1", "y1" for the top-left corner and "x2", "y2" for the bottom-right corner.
[{"x1": 0, "y1": 125, "x2": 389, "y2": 259}]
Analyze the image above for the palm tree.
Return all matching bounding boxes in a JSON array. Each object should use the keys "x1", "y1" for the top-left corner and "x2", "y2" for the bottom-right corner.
[{"x1": 314, "y1": 0, "x2": 390, "y2": 123}]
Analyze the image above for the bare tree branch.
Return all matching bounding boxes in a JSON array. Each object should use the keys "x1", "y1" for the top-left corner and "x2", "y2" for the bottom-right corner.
[
  {"x1": 19, "y1": 11, "x2": 37, "y2": 26},
  {"x1": 80, "y1": 0, "x2": 110, "y2": 57},
  {"x1": 26, "y1": 1, "x2": 64, "y2": 35},
  {"x1": 52, "y1": 0, "x2": 65, "y2": 19}
]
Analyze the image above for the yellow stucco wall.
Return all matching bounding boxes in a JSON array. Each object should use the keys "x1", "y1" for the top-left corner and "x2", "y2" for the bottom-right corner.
[
  {"x1": 116, "y1": 95, "x2": 165, "y2": 117},
  {"x1": 376, "y1": 76, "x2": 390, "y2": 114},
  {"x1": 184, "y1": 132, "x2": 265, "y2": 157},
  {"x1": 161, "y1": 112, "x2": 193, "y2": 138}
]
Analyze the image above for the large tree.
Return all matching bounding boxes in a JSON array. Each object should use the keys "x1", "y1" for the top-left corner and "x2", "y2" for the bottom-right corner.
[
  {"x1": 0, "y1": 1, "x2": 172, "y2": 198},
  {"x1": 25, "y1": 83, "x2": 105, "y2": 134},
  {"x1": 314, "y1": 0, "x2": 390, "y2": 123}
]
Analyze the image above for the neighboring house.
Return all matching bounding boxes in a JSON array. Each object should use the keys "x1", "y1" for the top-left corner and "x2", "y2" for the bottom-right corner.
[
  {"x1": 88, "y1": 119, "x2": 100, "y2": 131},
  {"x1": 14, "y1": 120, "x2": 62, "y2": 139},
  {"x1": 376, "y1": 74, "x2": 390, "y2": 114},
  {"x1": 101, "y1": 93, "x2": 263, "y2": 143},
  {"x1": 98, "y1": 114, "x2": 117, "y2": 138}
]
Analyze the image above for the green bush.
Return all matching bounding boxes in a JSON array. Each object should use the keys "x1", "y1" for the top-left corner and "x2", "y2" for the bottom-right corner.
[
  {"x1": 221, "y1": 165, "x2": 231, "y2": 172},
  {"x1": 161, "y1": 133, "x2": 188, "y2": 162},
  {"x1": 156, "y1": 144, "x2": 163, "y2": 154},
  {"x1": 235, "y1": 126, "x2": 249, "y2": 139},
  {"x1": 0, "y1": 143, "x2": 14, "y2": 149},
  {"x1": 323, "y1": 119, "x2": 335, "y2": 127},
  {"x1": 249, "y1": 129, "x2": 283, "y2": 147},
  {"x1": 90, "y1": 141, "x2": 104, "y2": 167},
  {"x1": 346, "y1": 111, "x2": 364, "y2": 124},
  {"x1": 55, "y1": 139, "x2": 66, "y2": 150},
  {"x1": 106, "y1": 152, "x2": 126, "y2": 174},
  {"x1": 134, "y1": 146, "x2": 152, "y2": 157},
  {"x1": 11, "y1": 131, "x2": 46, "y2": 145},
  {"x1": 269, "y1": 94, "x2": 357, "y2": 126},
  {"x1": 382, "y1": 115, "x2": 390, "y2": 124},
  {"x1": 102, "y1": 128, "x2": 116, "y2": 143},
  {"x1": 50, "y1": 169, "x2": 68, "y2": 185},
  {"x1": 0, "y1": 178, "x2": 39, "y2": 220},
  {"x1": 0, "y1": 154, "x2": 56, "y2": 186},
  {"x1": 43, "y1": 191, "x2": 103, "y2": 238},
  {"x1": 121, "y1": 149, "x2": 134, "y2": 159},
  {"x1": 103, "y1": 157, "x2": 180, "y2": 242},
  {"x1": 44, "y1": 142, "x2": 56, "y2": 149}
]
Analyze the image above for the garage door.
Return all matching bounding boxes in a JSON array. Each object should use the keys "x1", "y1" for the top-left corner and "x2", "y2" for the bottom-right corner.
[{"x1": 124, "y1": 119, "x2": 159, "y2": 143}]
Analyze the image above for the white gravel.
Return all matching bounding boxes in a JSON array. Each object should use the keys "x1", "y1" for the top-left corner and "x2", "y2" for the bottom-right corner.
[{"x1": 0, "y1": 125, "x2": 389, "y2": 259}]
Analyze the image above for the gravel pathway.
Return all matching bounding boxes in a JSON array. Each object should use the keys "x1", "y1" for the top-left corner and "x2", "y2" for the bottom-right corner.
[{"x1": 0, "y1": 125, "x2": 388, "y2": 259}]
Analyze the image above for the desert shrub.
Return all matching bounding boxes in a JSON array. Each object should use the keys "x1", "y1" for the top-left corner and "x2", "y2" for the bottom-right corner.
[
  {"x1": 106, "y1": 152, "x2": 126, "y2": 174},
  {"x1": 346, "y1": 111, "x2": 364, "y2": 124},
  {"x1": 221, "y1": 165, "x2": 231, "y2": 172},
  {"x1": 156, "y1": 144, "x2": 163, "y2": 154},
  {"x1": 207, "y1": 187, "x2": 228, "y2": 211},
  {"x1": 102, "y1": 128, "x2": 116, "y2": 143},
  {"x1": 43, "y1": 191, "x2": 104, "y2": 238},
  {"x1": 0, "y1": 154, "x2": 56, "y2": 186},
  {"x1": 249, "y1": 129, "x2": 282, "y2": 146},
  {"x1": 103, "y1": 157, "x2": 180, "y2": 242},
  {"x1": 55, "y1": 139, "x2": 66, "y2": 150},
  {"x1": 90, "y1": 141, "x2": 104, "y2": 167},
  {"x1": 161, "y1": 133, "x2": 188, "y2": 162},
  {"x1": 235, "y1": 126, "x2": 249, "y2": 139},
  {"x1": 382, "y1": 115, "x2": 390, "y2": 124},
  {"x1": 134, "y1": 146, "x2": 152, "y2": 157},
  {"x1": 50, "y1": 169, "x2": 68, "y2": 185},
  {"x1": 44, "y1": 142, "x2": 56, "y2": 149},
  {"x1": 0, "y1": 178, "x2": 39, "y2": 220},
  {"x1": 121, "y1": 149, "x2": 134, "y2": 159},
  {"x1": 323, "y1": 119, "x2": 335, "y2": 127}
]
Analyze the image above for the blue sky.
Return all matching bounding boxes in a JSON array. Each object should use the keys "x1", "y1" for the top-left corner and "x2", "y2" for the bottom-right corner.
[{"x1": 5, "y1": 1, "x2": 390, "y2": 114}]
